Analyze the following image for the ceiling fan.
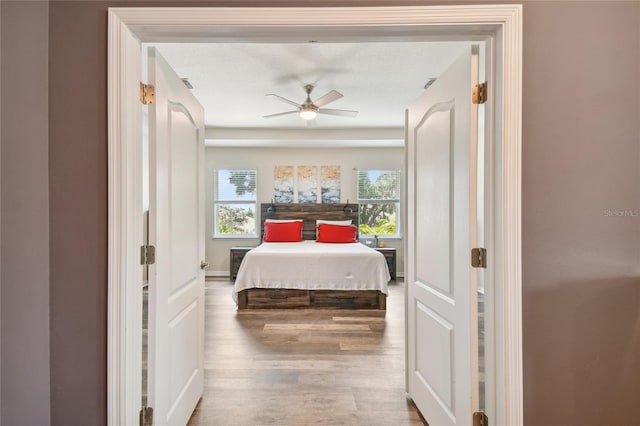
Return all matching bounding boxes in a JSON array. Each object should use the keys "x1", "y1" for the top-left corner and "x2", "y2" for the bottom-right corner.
[{"x1": 263, "y1": 84, "x2": 358, "y2": 121}]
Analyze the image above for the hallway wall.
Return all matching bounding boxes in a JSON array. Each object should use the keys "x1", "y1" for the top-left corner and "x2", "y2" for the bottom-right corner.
[
  {"x1": 521, "y1": 3, "x2": 640, "y2": 423},
  {"x1": 0, "y1": 1, "x2": 51, "y2": 425}
]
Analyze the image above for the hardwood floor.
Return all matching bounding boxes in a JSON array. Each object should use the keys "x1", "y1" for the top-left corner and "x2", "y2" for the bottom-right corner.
[{"x1": 188, "y1": 278, "x2": 426, "y2": 426}]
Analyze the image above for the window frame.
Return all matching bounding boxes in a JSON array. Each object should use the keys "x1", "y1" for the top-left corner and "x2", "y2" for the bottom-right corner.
[
  {"x1": 356, "y1": 169, "x2": 402, "y2": 239},
  {"x1": 213, "y1": 168, "x2": 258, "y2": 239}
]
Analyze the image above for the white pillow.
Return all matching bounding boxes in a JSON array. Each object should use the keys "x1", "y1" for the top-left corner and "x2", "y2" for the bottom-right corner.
[{"x1": 315, "y1": 219, "x2": 352, "y2": 227}]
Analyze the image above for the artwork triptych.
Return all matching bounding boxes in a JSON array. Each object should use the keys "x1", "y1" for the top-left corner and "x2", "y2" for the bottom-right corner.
[{"x1": 273, "y1": 165, "x2": 341, "y2": 204}]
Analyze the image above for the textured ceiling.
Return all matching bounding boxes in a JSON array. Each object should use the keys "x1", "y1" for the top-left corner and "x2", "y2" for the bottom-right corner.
[{"x1": 149, "y1": 41, "x2": 471, "y2": 130}]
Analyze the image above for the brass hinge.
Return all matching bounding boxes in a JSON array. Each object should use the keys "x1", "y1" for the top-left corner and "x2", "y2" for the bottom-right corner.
[
  {"x1": 471, "y1": 248, "x2": 487, "y2": 268},
  {"x1": 472, "y1": 82, "x2": 487, "y2": 104},
  {"x1": 140, "y1": 83, "x2": 155, "y2": 105},
  {"x1": 139, "y1": 406, "x2": 153, "y2": 426},
  {"x1": 473, "y1": 411, "x2": 488, "y2": 426},
  {"x1": 140, "y1": 245, "x2": 156, "y2": 265}
]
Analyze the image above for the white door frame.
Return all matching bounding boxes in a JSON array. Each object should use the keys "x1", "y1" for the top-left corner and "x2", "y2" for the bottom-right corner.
[{"x1": 107, "y1": 5, "x2": 523, "y2": 426}]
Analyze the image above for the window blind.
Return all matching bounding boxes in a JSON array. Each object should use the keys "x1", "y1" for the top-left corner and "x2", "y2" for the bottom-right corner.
[
  {"x1": 356, "y1": 170, "x2": 400, "y2": 202},
  {"x1": 215, "y1": 169, "x2": 257, "y2": 202}
]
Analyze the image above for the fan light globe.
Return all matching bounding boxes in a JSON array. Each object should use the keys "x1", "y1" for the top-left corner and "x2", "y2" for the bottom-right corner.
[{"x1": 300, "y1": 110, "x2": 317, "y2": 120}]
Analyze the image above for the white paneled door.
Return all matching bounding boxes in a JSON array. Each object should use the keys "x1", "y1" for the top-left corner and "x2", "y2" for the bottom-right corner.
[
  {"x1": 405, "y1": 47, "x2": 481, "y2": 426},
  {"x1": 147, "y1": 47, "x2": 205, "y2": 426}
]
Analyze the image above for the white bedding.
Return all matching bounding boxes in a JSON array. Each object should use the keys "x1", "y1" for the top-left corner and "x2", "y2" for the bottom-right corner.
[{"x1": 233, "y1": 241, "x2": 390, "y2": 303}]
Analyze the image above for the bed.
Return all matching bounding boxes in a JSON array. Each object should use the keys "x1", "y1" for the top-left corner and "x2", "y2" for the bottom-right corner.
[{"x1": 234, "y1": 203, "x2": 390, "y2": 310}]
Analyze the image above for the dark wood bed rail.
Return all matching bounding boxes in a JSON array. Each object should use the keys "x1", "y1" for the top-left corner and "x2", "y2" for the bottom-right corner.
[{"x1": 237, "y1": 288, "x2": 386, "y2": 311}]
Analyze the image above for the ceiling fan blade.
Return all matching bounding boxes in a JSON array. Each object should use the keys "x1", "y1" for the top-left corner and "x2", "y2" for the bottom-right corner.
[
  {"x1": 263, "y1": 110, "x2": 299, "y2": 118},
  {"x1": 313, "y1": 90, "x2": 343, "y2": 107},
  {"x1": 266, "y1": 94, "x2": 300, "y2": 108},
  {"x1": 318, "y1": 108, "x2": 358, "y2": 118}
]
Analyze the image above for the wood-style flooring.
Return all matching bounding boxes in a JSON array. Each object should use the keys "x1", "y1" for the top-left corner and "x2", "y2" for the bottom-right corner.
[{"x1": 187, "y1": 278, "x2": 426, "y2": 426}]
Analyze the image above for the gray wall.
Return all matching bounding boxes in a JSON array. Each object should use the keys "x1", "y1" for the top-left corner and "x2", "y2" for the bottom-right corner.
[
  {"x1": 48, "y1": 2, "x2": 109, "y2": 425},
  {"x1": 0, "y1": 1, "x2": 51, "y2": 425},
  {"x1": 0, "y1": 1, "x2": 638, "y2": 425},
  {"x1": 521, "y1": 2, "x2": 640, "y2": 424}
]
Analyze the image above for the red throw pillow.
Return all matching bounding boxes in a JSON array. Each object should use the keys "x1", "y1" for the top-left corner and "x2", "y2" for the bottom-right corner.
[
  {"x1": 263, "y1": 221, "x2": 304, "y2": 242},
  {"x1": 316, "y1": 224, "x2": 357, "y2": 243}
]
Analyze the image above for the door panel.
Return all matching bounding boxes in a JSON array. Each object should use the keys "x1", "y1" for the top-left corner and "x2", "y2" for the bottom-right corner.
[
  {"x1": 168, "y1": 301, "x2": 199, "y2": 406},
  {"x1": 415, "y1": 104, "x2": 453, "y2": 295},
  {"x1": 416, "y1": 302, "x2": 454, "y2": 410},
  {"x1": 169, "y1": 105, "x2": 199, "y2": 293},
  {"x1": 406, "y1": 46, "x2": 480, "y2": 426},
  {"x1": 147, "y1": 47, "x2": 205, "y2": 426}
]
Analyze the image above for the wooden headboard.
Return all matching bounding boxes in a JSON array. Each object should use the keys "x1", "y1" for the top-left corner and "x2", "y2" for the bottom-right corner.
[{"x1": 260, "y1": 203, "x2": 359, "y2": 241}]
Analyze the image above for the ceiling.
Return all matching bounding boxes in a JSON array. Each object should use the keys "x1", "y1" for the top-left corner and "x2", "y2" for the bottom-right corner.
[{"x1": 148, "y1": 41, "x2": 471, "y2": 146}]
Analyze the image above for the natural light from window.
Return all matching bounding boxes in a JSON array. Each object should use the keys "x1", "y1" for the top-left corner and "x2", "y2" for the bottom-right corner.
[
  {"x1": 214, "y1": 169, "x2": 257, "y2": 238},
  {"x1": 357, "y1": 170, "x2": 401, "y2": 238}
]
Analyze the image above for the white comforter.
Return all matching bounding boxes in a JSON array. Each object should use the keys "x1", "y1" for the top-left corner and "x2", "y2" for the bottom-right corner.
[{"x1": 233, "y1": 241, "x2": 390, "y2": 302}]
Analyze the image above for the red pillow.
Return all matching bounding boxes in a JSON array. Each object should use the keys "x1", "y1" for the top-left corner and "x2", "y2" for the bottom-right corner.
[
  {"x1": 316, "y1": 224, "x2": 357, "y2": 243},
  {"x1": 263, "y1": 221, "x2": 304, "y2": 242}
]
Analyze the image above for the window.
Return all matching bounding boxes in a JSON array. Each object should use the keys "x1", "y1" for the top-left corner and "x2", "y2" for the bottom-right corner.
[
  {"x1": 214, "y1": 169, "x2": 257, "y2": 238},
  {"x1": 357, "y1": 170, "x2": 401, "y2": 238}
]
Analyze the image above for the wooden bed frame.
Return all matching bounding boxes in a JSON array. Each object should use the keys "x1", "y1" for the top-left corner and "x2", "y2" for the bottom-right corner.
[{"x1": 236, "y1": 202, "x2": 387, "y2": 311}]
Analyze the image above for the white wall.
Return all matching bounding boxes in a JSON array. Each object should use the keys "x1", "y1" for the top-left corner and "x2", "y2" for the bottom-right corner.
[{"x1": 204, "y1": 146, "x2": 404, "y2": 277}]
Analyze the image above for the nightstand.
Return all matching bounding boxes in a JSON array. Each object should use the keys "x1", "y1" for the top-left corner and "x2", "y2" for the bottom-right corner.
[
  {"x1": 374, "y1": 247, "x2": 396, "y2": 281},
  {"x1": 230, "y1": 246, "x2": 255, "y2": 281}
]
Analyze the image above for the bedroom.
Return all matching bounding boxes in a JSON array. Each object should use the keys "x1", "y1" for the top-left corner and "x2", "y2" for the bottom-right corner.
[
  {"x1": 144, "y1": 41, "x2": 477, "y2": 279},
  {"x1": 202, "y1": 146, "x2": 405, "y2": 280},
  {"x1": 139, "y1": 38, "x2": 479, "y2": 424}
]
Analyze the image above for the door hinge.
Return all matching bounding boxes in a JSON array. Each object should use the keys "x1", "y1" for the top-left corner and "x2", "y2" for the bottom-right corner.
[
  {"x1": 471, "y1": 248, "x2": 487, "y2": 268},
  {"x1": 140, "y1": 82, "x2": 155, "y2": 105},
  {"x1": 140, "y1": 245, "x2": 156, "y2": 265},
  {"x1": 139, "y1": 406, "x2": 154, "y2": 426},
  {"x1": 473, "y1": 411, "x2": 488, "y2": 426},
  {"x1": 472, "y1": 82, "x2": 487, "y2": 104}
]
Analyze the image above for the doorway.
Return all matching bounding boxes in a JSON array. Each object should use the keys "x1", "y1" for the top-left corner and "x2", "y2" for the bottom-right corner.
[
  {"x1": 107, "y1": 6, "x2": 523, "y2": 426},
  {"x1": 146, "y1": 40, "x2": 480, "y2": 425}
]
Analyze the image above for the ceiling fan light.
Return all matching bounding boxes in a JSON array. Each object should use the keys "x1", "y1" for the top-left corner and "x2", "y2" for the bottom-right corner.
[{"x1": 300, "y1": 109, "x2": 317, "y2": 120}]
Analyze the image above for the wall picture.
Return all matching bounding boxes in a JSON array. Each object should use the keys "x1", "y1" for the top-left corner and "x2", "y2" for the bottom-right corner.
[
  {"x1": 274, "y1": 165, "x2": 294, "y2": 203},
  {"x1": 297, "y1": 165, "x2": 318, "y2": 203},
  {"x1": 321, "y1": 165, "x2": 341, "y2": 203}
]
